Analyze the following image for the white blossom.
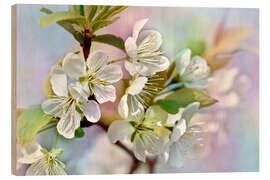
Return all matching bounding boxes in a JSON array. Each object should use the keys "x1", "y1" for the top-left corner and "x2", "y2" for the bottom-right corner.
[
  {"x1": 124, "y1": 18, "x2": 169, "y2": 76},
  {"x1": 62, "y1": 50, "x2": 122, "y2": 104},
  {"x1": 42, "y1": 65, "x2": 100, "y2": 139},
  {"x1": 108, "y1": 106, "x2": 167, "y2": 162},
  {"x1": 162, "y1": 102, "x2": 204, "y2": 167},
  {"x1": 18, "y1": 141, "x2": 66, "y2": 176},
  {"x1": 118, "y1": 74, "x2": 163, "y2": 119},
  {"x1": 176, "y1": 48, "x2": 210, "y2": 89}
]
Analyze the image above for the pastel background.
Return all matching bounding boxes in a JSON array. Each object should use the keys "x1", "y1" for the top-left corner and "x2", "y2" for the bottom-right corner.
[{"x1": 15, "y1": 4, "x2": 259, "y2": 174}]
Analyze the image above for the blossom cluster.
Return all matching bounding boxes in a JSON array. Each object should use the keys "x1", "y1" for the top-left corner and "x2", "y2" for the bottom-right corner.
[{"x1": 18, "y1": 13, "x2": 214, "y2": 175}]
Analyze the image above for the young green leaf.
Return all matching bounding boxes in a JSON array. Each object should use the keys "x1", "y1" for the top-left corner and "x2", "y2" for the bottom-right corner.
[
  {"x1": 40, "y1": 8, "x2": 84, "y2": 43},
  {"x1": 92, "y1": 34, "x2": 125, "y2": 51},
  {"x1": 16, "y1": 105, "x2": 52, "y2": 146},
  {"x1": 101, "y1": 6, "x2": 128, "y2": 19},
  {"x1": 39, "y1": 11, "x2": 85, "y2": 27},
  {"x1": 156, "y1": 100, "x2": 180, "y2": 114},
  {"x1": 91, "y1": 17, "x2": 120, "y2": 33},
  {"x1": 159, "y1": 88, "x2": 217, "y2": 108},
  {"x1": 69, "y1": 5, "x2": 81, "y2": 15}
]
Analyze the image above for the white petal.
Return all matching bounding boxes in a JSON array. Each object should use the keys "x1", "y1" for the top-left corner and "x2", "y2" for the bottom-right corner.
[
  {"x1": 92, "y1": 84, "x2": 116, "y2": 104},
  {"x1": 68, "y1": 82, "x2": 89, "y2": 100},
  {"x1": 133, "y1": 136, "x2": 146, "y2": 162},
  {"x1": 47, "y1": 162, "x2": 67, "y2": 175},
  {"x1": 118, "y1": 94, "x2": 129, "y2": 119},
  {"x1": 184, "y1": 77, "x2": 209, "y2": 89},
  {"x1": 18, "y1": 141, "x2": 43, "y2": 164},
  {"x1": 176, "y1": 48, "x2": 191, "y2": 76},
  {"x1": 57, "y1": 105, "x2": 81, "y2": 139},
  {"x1": 95, "y1": 64, "x2": 122, "y2": 83},
  {"x1": 50, "y1": 65, "x2": 68, "y2": 97},
  {"x1": 125, "y1": 37, "x2": 137, "y2": 60},
  {"x1": 26, "y1": 158, "x2": 47, "y2": 175},
  {"x1": 41, "y1": 98, "x2": 64, "y2": 116},
  {"x1": 62, "y1": 52, "x2": 86, "y2": 80},
  {"x1": 137, "y1": 55, "x2": 169, "y2": 76},
  {"x1": 132, "y1": 18, "x2": 149, "y2": 41},
  {"x1": 137, "y1": 30, "x2": 162, "y2": 52},
  {"x1": 171, "y1": 119, "x2": 187, "y2": 142},
  {"x1": 126, "y1": 95, "x2": 145, "y2": 121},
  {"x1": 168, "y1": 142, "x2": 185, "y2": 168},
  {"x1": 124, "y1": 61, "x2": 137, "y2": 76},
  {"x1": 182, "y1": 56, "x2": 210, "y2": 83},
  {"x1": 182, "y1": 102, "x2": 200, "y2": 125},
  {"x1": 166, "y1": 108, "x2": 184, "y2": 126},
  {"x1": 127, "y1": 76, "x2": 148, "y2": 95},
  {"x1": 80, "y1": 100, "x2": 101, "y2": 123},
  {"x1": 108, "y1": 120, "x2": 133, "y2": 143},
  {"x1": 142, "y1": 132, "x2": 163, "y2": 154},
  {"x1": 87, "y1": 50, "x2": 109, "y2": 73}
]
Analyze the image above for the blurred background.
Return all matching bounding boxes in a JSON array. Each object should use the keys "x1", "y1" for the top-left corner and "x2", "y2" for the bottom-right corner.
[{"x1": 15, "y1": 4, "x2": 259, "y2": 174}]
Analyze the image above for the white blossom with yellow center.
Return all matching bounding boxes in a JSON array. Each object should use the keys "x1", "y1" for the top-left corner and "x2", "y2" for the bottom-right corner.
[
  {"x1": 176, "y1": 48, "x2": 210, "y2": 89},
  {"x1": 42, "y1": 65, "x2": 100, "y2": 139},
  {"x1": 161, "y1": 102, "x2": 205, "y2": 168},
  {"x1": 62, "y1": 50, "x2": 123, "y2": 104},
  {"x1": 124, "y1": 18, "x2": 169, "y2": 76},
  {"x1": 108, "y1": 106, "x2": 167, "y2": 162}
]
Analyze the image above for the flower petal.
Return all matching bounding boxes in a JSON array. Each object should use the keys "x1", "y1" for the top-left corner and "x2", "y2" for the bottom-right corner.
[
  {"x1": 132, "y1": 18, "x2": 149, "y2": 41},
  {"x1": 168, "y1": 142, "x2": 185, "y2": 168},
  {"x1": 108, "y1": 120, "x2": 133, "y2": 143},
  {"x1": 92, "y1": 84, "x2": 116, "y2": 104},
  {"x1": 176, "y1": 48, "x2": 191, "y2": 76},
  {"x1": 80, "y1": 100, "x2": 101, "y2": 123},
  {"x1": 126, "y1": 95, "x2": 145, "y2": 121},
  {"x1": 68, "y1": 82, "x2": 89, "y2": 100},
  {"x1": 182, "y1": 56, "x2": 210, "y2": 83},
  {"x1": 62, "y1": 52, "x2": 86, "y2": 80},
  {"x1": 125, "y1": 61, "x2": 137, "y2": 76},
  {"x1": 50, "y1": 65, "x2": 68, "y2": 97},
  {"x1": 142, "y1": 132, "x2": 163, "y2": 154},
  {"x1": 184, "y1": 77, "x2": 209, "y2": 89},
  {"x1": 57, "y1": 105, "x2": 81, "y2": 139},
  {"x1": 137, "y1": 30, "x2": 162, "y2": 53},
  {"x1": 41, "y1": 98, "x2": 64, "y2": 116},
  {"x1": 25, "y1": 158, "x2": 47, "y2": 175},
  {"x1": 87, "y1": 50, "x2": 109, "y2": 73},
  {"x1": 137, "y1": 55, "x2": 169, "y2": 76},
  {"x1": 118, "y1": 94, "x2": 129, "y2": 119},
  {"x1": 125, "y1": 37, "x2": 137, "y2": 60},
  {"x1": 96, "y1": 64, "x2": 122, "y2": 83},
  {"x1": 18, "y1": 141, "x2": 43, "y2": 164},
  {"x1": 133, "y1": 136, "x2": 146, "y2": 162},
  {"x1": 182, "y1": 102, "x2": 200, "y2": 125},
  {"x1": 127, "y1": 76, "x2": 148, "y2": 95},
  {"x1": 171, "y1": 119, "x2": 187, "y2": 142}
]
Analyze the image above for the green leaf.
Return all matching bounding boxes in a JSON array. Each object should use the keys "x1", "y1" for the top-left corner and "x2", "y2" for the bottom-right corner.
[
  {"x1": 92, "y1": 34, "x2": 125, "y2": 50},
  {"x1": 92, "y1": 6, "x2": 111, "y2": 22},
  {"x1": 160, "y1": 88, "x2": 217, "y2": 108},
  {"x1": 88, "y1": 6, "x2": 98, "y2": 20},
  {"x1": 102, "y1": 6, "x2": 127, "y2": 19},
  {"x1": 40, "y1": 8, "x2": 84, "y2": 44},
  {"x1": 75, "y1": 127, "x2": 85, "y2": 138},
  {"x1": 91, "y1": 17, "x2": 120, "y2": 32},
  {"x1": 16, "y1": 105, "x2": 52, "y2": 146},
  {"x1": 69, "y1": 5, "x2": 81, "y2": 15},
  {"x1": 38, "y1": 11, "x2": 85, "y2": 27},
  {"x1": 156, "y1": 100, "x2": 180, "y2": 114}
]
